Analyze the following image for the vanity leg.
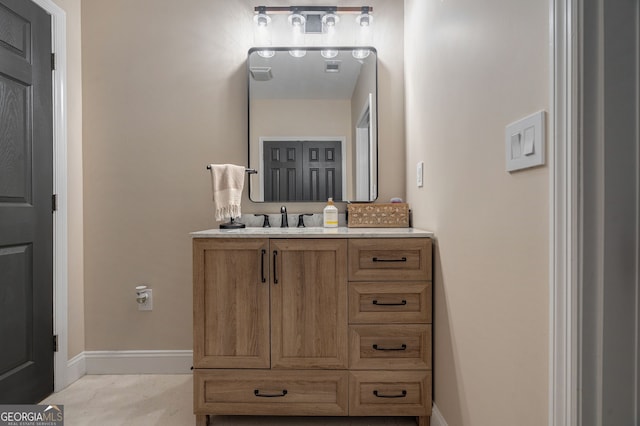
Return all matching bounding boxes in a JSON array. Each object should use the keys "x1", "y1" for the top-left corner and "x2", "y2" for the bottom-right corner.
[
  {"x1": 196, "y1": 414, "x2": 208, "y2": 426},
  {"x1": 416, "y1": 416, "x2": 430, "y2": 426}
]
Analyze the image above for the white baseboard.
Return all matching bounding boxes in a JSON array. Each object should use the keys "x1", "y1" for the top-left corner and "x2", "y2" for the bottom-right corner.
[
  {"x1": 83, "y1": 350, "x2": 193, "y2": 375},
  {"x1": 65, "y1": 352, "x2": 446, "y2": 425},
  {"x1": 66, "y1": 352, "x2": 87, "y2": 386},
  {"x1": 431, "y1": 403, "x2": 448, "y2": 426},
  {"x1": 60, "y1": 350, "x2": 192, "y2": 389}
]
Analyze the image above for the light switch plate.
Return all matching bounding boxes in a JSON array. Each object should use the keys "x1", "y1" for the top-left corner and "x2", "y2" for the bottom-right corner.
[
  {"x1": 138, "y1": 289, "x2": 153, "y2": 311},
  {"x1": 417, "y1": 161, "x2": 424, "y2": 187},
  {"x1": 505, "y1": 111, "x2": 545, "y2": 172}
]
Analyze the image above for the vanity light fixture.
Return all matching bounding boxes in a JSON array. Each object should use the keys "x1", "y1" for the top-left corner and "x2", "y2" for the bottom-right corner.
[
  {"x1": 322, "y1": 12, "x2": 339, "y2": 27},
  {"x1": 254, "y1": 6, "x2": 271, "y2": 27},
  {"x1": 253, "y1": 6, "x2": 372, "y2": 34},
  {"x1": 355, "y1": 7, "x2": 372, "y2": 27},
  {"x1": 288, "y1": 12, "x2": 306, "y2": 28}
]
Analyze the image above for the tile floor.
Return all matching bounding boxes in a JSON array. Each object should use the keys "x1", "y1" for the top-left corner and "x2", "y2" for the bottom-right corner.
[{"x1": 41, "y1": 375, "x2": 418, "y2": 426}]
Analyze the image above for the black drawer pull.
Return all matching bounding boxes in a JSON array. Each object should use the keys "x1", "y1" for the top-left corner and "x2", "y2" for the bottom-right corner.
[
  {"x1": 373, "y1": 344, "x2": 407, "y2": 351},
  {"x1": 372, "y1": 257, "x2": 407, "y2": 262},
  {"x1": 372, "y1": 299, "x2": 407, "y2": 306},
  {"x1": 373, "y1": 390, "x2": 407, "y2": 398},
  {"x1": 254, "y1": 389, "x2": 287, "y2": 398},
  {"x1": 273, "y1": 250, "x2": 278, "y2": 284},
  {"x1": 260, "y1": 249, "x2": 266, "y2": 283}
]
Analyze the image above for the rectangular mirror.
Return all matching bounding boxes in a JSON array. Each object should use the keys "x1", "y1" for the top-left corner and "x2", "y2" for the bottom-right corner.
[{"x1": 248, "y1": 47, "x2": 377, "y2": 202}]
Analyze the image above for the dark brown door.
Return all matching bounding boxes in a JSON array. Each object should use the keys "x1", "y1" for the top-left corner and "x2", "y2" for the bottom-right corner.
[
  {"x1": 264, "y1": 140, "x2": 303, "y2": 202},
  {"x1": 301, "y1": 141, "x2": 342, "y2": 202},
  {"x1": 264, "y1": 140, "x2": 342, "y2": 202},
  {"x1": 0, "y1": 0, "x2": 54, "y2": 403}
]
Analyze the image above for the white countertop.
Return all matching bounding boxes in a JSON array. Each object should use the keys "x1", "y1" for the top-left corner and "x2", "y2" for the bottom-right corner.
[{"x1": 191, "y1": 227, "x2": 434, "y2": 239}]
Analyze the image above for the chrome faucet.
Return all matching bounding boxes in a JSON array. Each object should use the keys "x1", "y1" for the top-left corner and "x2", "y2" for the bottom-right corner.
[{"x1": 280, "y1": 206, "x2": 288, "y2": 227}]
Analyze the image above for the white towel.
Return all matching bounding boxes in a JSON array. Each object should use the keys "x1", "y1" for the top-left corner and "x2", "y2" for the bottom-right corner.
[{"x1": 208, "y1": 164, "x2": 245, "y2": 221}]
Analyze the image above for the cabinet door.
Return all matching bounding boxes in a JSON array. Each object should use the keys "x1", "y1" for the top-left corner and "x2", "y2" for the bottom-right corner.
[
  {"x1": 271, "y1": 239, "x2": 348, "y2": 369},
  {"x1": 193, "y1": 239, "x2": 270, "y2": 368}
]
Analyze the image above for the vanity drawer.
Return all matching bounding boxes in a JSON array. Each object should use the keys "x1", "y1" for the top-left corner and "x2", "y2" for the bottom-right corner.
[
  {"x1": 349, "y1": 370, "x2": 431, "y2": 416},
  {"x1": 348, "y1": 238, "x2": 432, "y2": 281},
  {"x1": 349, "y1": 282, "x2": 431, "y2": 324},
  {"x1": 194, "y1": 369, "x2": 348, "y2": 416},
  {"x1": 349, "y1": 325, "x2": 431, "y2": 370}
]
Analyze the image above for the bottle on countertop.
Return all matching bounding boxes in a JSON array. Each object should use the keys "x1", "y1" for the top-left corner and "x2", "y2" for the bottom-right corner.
[{"x1": 323, "y1": 198, "x2": 338, "y2": 228}]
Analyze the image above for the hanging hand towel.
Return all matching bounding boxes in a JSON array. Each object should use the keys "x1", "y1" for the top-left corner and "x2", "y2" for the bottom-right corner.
[{"x1": 208, "y1": 164, "x2": 245, "y2": 221}]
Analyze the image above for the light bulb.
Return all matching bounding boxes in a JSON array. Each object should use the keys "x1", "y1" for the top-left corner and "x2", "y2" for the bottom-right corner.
[
  {"x1": 322, "y1": 13, "x2": 339, "y2": 27},
  {"x1": 257, "y1": 49, "x2": 275, "y2": 58},
  {"x1": 356, "y1": 12, "x2": 372, "y2": 27},
  {"x1": 288, "y1": 13, "x2": 306, "y2": 27},
  {"x1": 289, "y1": 49, "x2": 307, "y2": 58},
  {"x1": 352, "y1": 49, "x2": 371, "y2": 59},
  {"x1": 321, "y1": 49, "x2": 339, "y2": 59},
  {"x1": 253, "y1": 12, "x2": 271, "y2": 27}
]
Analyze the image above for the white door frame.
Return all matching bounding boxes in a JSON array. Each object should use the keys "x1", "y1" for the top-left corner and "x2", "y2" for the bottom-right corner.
[
  {"x1": 31, "y1": 0, "x2": 69, "y2": 392},
  {"x1": 355, "y1": 104, "x2": 370, "y2": 201},
  {"x1": 550, "y1": 0, "x2": 579, "y2": 424},
  {"x1": 355, "y1": 94, "x2": 376, "y2": 202}
]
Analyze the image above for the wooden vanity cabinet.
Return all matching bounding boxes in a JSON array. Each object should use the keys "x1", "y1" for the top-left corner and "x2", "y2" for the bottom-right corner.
[
  {"x1": 193, "y1": 236, "x2": 432, "y2": 426},
  {"x1": 193, "y1": 238, "x2": 349, "y2": 417},
  {"x1": 348, "y1": 238, "x2": 433, "y2": 426}
]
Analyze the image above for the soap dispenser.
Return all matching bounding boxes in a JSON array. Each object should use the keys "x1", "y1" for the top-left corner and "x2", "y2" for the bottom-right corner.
[{"x1": 323, "y1": 198, "x2": 338, "y2": 228}]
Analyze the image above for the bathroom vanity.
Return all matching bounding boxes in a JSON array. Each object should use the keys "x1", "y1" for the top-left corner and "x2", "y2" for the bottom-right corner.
[{"x1": 191, "y1": 228, "x2": 433, "y2": 426}]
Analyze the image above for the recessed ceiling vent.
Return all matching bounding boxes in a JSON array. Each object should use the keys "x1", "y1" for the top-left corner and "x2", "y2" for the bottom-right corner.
[
  {"x1": 250, "y1": 67, "x2": 273, "y2": 81},
  {"x1": 325, "y1": 60, "x2": 341, "y2": 73}
]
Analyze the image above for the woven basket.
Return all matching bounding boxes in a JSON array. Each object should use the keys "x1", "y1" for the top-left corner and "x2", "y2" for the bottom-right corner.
[{"x1": 347, "y1": 203, "x2": 410, "y2": 228}]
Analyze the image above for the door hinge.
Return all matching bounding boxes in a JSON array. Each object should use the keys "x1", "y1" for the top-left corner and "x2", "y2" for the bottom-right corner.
[
  {"x1": 53, "y1": 335, "x2": 58, "y2": 352},
  {"x1": 51, "y1": 53, "x2": 55, "y2": 71},
  {"x1": 52, "y1": 194, "x2": 57, "y2": 212}
]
